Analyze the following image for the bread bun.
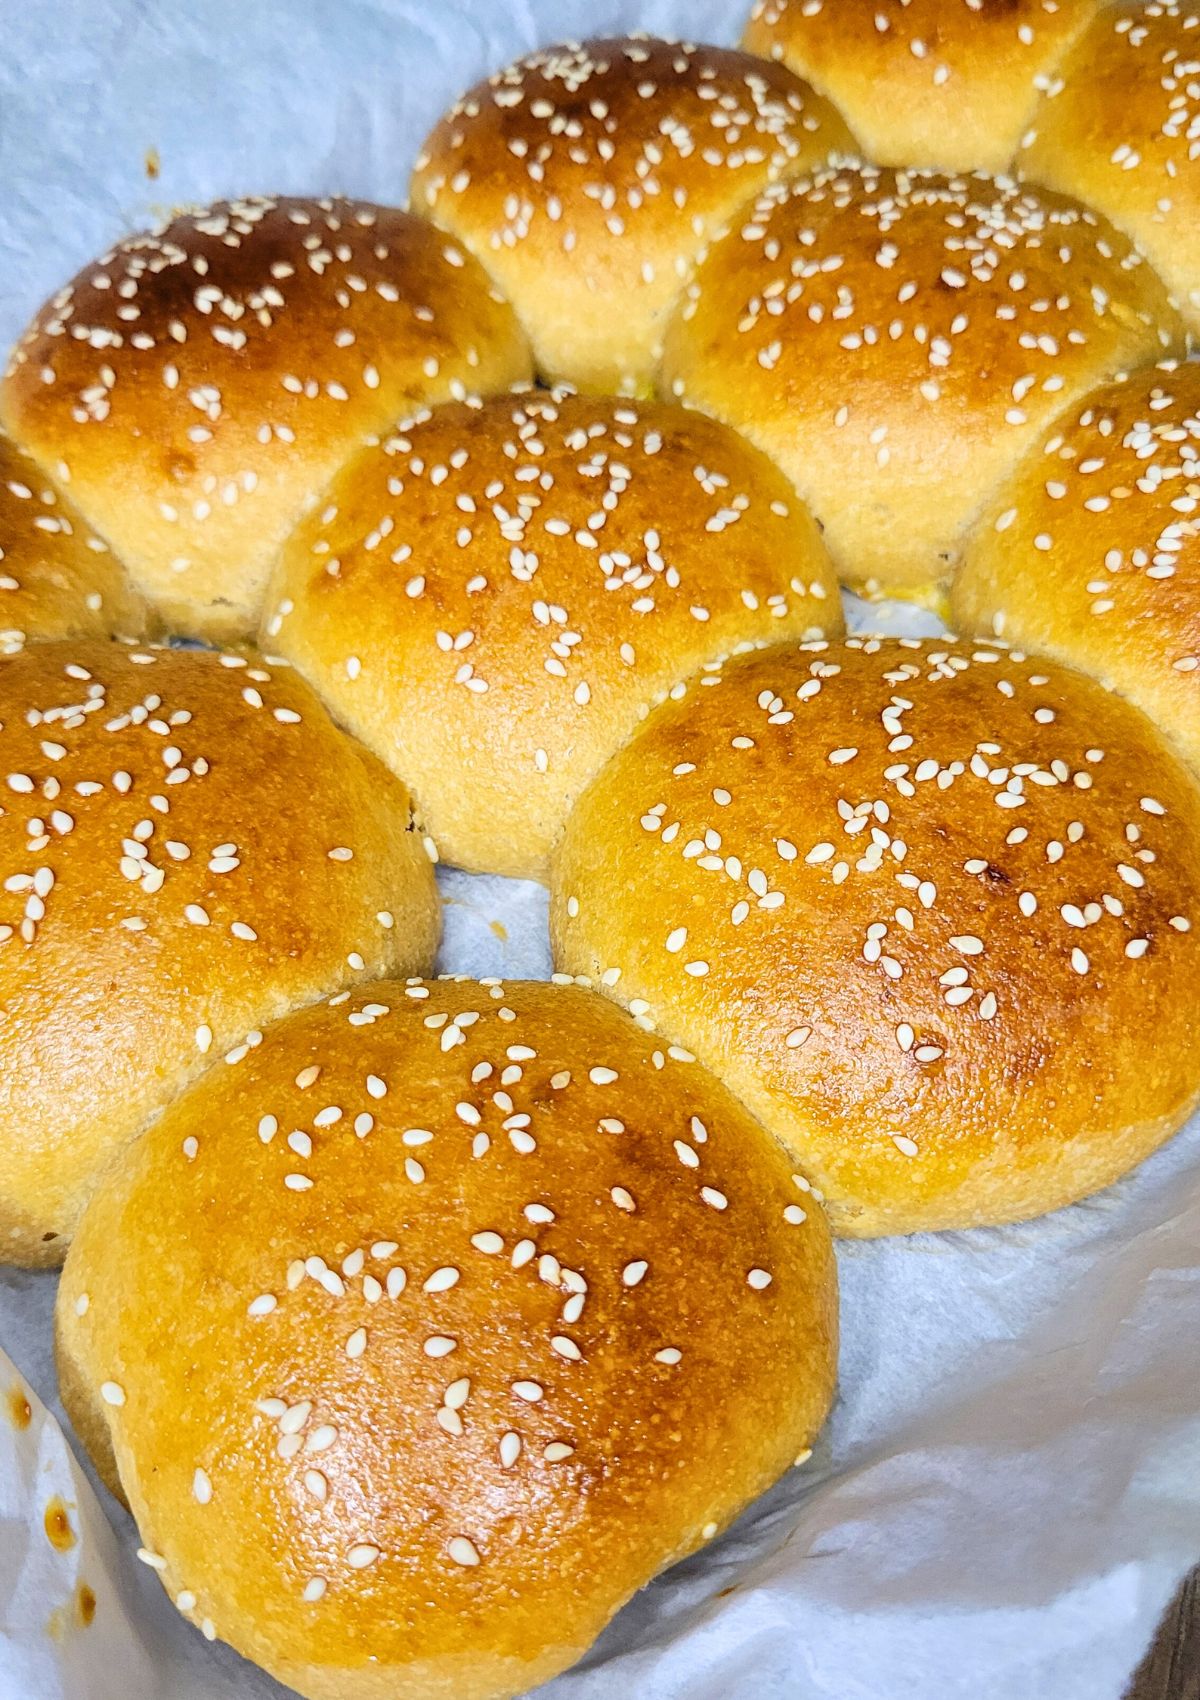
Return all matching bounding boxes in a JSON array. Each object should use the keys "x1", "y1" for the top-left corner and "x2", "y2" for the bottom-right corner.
[
  {"x1": 954, "y1": 360, "x2": 1200, "y2": 777},
  {"x1": 743, "y1": 0, "x2": 1103, "y2": 174},
  {"x1": 56, "y1": 977, "x2": 836, "y2": 1700},
  {"x1": 0, "y1": 197, "x2": 533, "y2": 642},
  {"x1": 0, "y1": 640, "x2": 438, "y2": 1266},
  {"x1": 1018, "y1": 0, "x2": 1200, "y2": 332},
  {"x1": 410, "y1": 37, "x2": 853, "y2": 395},
  {"x1": 263, "y1": 386, "x2": 842, "y2": 880},
  {"x1": 551, "y1": 635, "x2": 1200, "y2": 1237},
  {"x1": 661, "y1": 164, "x2": 1186, "y2": 603},
  {"x1": 0, "y1": 428, "x2": 149, "y2": 653}
]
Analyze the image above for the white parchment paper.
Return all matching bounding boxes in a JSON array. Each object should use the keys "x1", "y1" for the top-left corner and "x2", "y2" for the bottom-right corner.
[{"x1": 0, "y1": 4, "x2": 1196, "y2": 1695}]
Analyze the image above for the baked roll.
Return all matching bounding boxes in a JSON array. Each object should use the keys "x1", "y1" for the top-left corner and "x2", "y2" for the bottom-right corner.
[
  {"x1": 263, "y1": 386, "x2": 842, "y2": 880},
  {"x1": 955, "y1": 360, "x2": 1200, "y2": 777},
  {"x1": 0, "y1": 640, "x2": 438, "y2": 1264},
  {"x1": 58, "y1": 977, "x2": 836, "y2": 1700},
  {"x1": 1, "y1": 197, "x2": 532, "y2": 641},
  {"x1": 661, "y1": 164, "x2": 1185, "y2": 603},
  {"x1": 412, "y1": 37, "x2": 853, "y2": 394},
  {"x1": 552, "y1": 635, "x2": 1200, "y2": 1235}
]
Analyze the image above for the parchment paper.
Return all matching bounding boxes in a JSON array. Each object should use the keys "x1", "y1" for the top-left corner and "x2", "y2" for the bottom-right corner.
[{"x1": 0, "y1": 4, "x2": 1196, "y2": 1695}]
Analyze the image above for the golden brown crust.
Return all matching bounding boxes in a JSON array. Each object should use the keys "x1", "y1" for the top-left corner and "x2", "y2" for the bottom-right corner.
[
  {"x1": 550, "y1": 636, "x2": 1200, "y2": 1236},
  {"x1": 744, "y1": 0, "x2": 1104, "y2": 173},
  {"x1": 954, "y1": 361, "x2": 1200, "y2": 778},
  {"x1": 56, "y1": 978, "x2": 836, "y2": 1700},
  {"x1": 661, "y1": 164, "x2": 1187, "y2": 602},
  {"x1": 0, "y1": 641, "x2": 439, "y2": 1266},
  {"x1": 263, "y1": 387, "x2": 843, "y2": 880},
  {"x1": 0, "y1": 429, "x2": 149, "y2": 652},
  {"x1": 1018, "y1": 0, "x2": 1200, "y2": 331},
  {"x1": 411, "y1": 37, "x2": 854, "y2": 394},
  {"x1": 0, "y1": 198, "x2": 532, "y2": 641}
]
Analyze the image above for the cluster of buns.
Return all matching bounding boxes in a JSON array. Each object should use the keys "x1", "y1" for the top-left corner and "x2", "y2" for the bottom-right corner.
[{"x1": 0, "y1": 10, "x2": 1195, "y2": 1700}]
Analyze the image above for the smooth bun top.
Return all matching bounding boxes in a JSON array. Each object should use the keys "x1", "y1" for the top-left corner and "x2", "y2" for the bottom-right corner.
[
  {"x1": 744, "y1": 0, "x2": 1103, "y2": 173},
  {"x1": 551, "y1": 636, "x2": 1200, "y2": 1236},
  {"x1": 661, "y1": 164, "x2": 1186, "y2": 599},
  {"x1": 955, "y1": 360, "x2": 1200, "y2": 776},
  {"x1": 1018, "y1": 0, "x2": 1200, "y2": 331},
  {"x1": 411, "y1": 36, "x2": 854, "y2": 393},
  {"x1": 0, "y1": 429, "x2": 148, "y2": 653},
  {"x1": 57, "y1": 978, "x2": 835, "y2": 1700},
  {"x1": 0, "y1": 197, "x2": 533, "y2": 641},
  {"x1": 264, "y1": 386, "x2": 842, "y2": 880},
  {"x1": 0, "y1": 641, "x2": 438, "y2": 1265}
]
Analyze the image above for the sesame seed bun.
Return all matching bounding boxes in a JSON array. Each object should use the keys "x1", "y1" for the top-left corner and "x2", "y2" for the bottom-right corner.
[
  {"x1": 550, "y1": 635, "x2": 1200, "y2": 1237},
  {"x1": 0, "y1": 428, "x2": 150, "y2": 653},
  {"x1": 954, "y1": 361, "x2": 1200, "y2": 777},
  {"x1": 0, "y1": 641, "x2": 439, "y2": 1267},
  {"x1": 262, "y1": 387, "x2": 842, "y2": 881},
  {"x1": 0, "y1": 197, "x2": 533, "y2": 643},
  {"x1": 56, "y1": 977, "x2": 836, "y2": 1700},
  {"x1": 743, "y1": 0, "x2": 1103, "y2": 174},
  {"x1": 661, "y1": 165, "x2": 1186, "y2": 603},
  {"x1": 410, "y1": 37, "x2": 853, "y2": 395},
  {"x1": 1018, "y1": 0, "x2": 1200, "y2": 332}
]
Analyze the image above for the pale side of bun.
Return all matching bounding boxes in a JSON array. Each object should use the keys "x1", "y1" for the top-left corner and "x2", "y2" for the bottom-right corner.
[
  {"x1": 0, "y1": 428, "x2": 150, "y2": 652},
  {"x1": 1019, "y1": 0, "x2": 1200, "y2": 332},
  {"x1": 263, "y1": 388, "x2": 843, "y2": 880},
  {"x1": 0, "y1": 198, "x2": 533, "y2": 642},
  {"x1": 743, "y1": 0, "x2": 1103, "y2": 173},
  {"x1": 550, "y1": 636, "x2": 1200, "y2": 1237},
  {"x1": 661, "y1": 165, "x2": 1186, "y2": 603},
  {"x1": 56, "y1": 977, "x2": 836, "y2": 1700},
  {"x1": 0, "y1": 641, "x2": 439, "y2": 1266},
  {"x1": 955, "y1": 361, "x2": 1200, "y2": 777},
  {"x1": 411, "y1": 37, "x2": 854, "y2": 395}
]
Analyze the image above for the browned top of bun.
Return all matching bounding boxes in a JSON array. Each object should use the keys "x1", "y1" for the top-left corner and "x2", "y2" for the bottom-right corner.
[
  {"x1": 264, "y1": 386, "x2": 842, "y2": 879},
  {"x1": 744, "y1": 0, "x2": 1103, "y2": 172},
  {"x1": 955, "y1": 360, "x2": 1200, "y2": 775},
  {"x1": 411, "y1": 36, "x2": 853, "y2": 392},
  {"x1": 57, "y1": 978, "x2": 835, "y2": 1700},
  {"x1": 0, "y1": 429, "x2": 148, "y2": 652},
  {"x1": 0, "y1": 641, "x2": 438, "y2": 1265},
  {"x1": 0, "y1": 198, "x2": 532, "y2": 639},
  {"x1": 551, "y1": 635, "x2": 1200, "y2": 1236},
  {"x1": 1018, "y1": 0, "x2": 1200, "y2": 330},
  {"x1": 661, "y1": 164, "x2": 1186, "y2": 597}
]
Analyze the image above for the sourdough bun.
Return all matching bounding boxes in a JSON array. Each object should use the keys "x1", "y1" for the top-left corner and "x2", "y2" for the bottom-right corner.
[
  {"x1": 0, "y1": 641, "x2": 438, "y2": 1266},
  {"x1": 0, "y1": 197, "x2": 532, "y2": 642},
  {"x1": 955, "y1": 360, "x2": 1200, "y2": 776},
  {"x1": 743, "y1": 0, "x2": 1103, "y2": 173},
  {"x1": 1018, "y1": 0, "x2": 1200, "y2": 332},
  {"x1": 410, "y1": 36, "x2": 853, "y2": 395},
  {"x1": 661, "y1": 164, "x2": 1186, "y2": 602},
  {"x1": 551, "y1": 635, "x2": 1200, "y2": 1237},
  {"x1": 56, "y1": 977, "x2": 836, "y2": 1700},
  {"x1": 263, "y1": 387, "x2": 842, "y2": 880},
  {"x1": 0, "y1": 428, "x2": 148, "y2": 653}
]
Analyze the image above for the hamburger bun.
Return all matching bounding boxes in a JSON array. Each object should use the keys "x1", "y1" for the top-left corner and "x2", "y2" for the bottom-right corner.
[
  {"x1": 0, "y1": 197, "x2": 533, "y2": 642},
  {"x1": 954, "y1": 360, "x2": 1200, "y2": 777},
  {"x1": 743, "y1": 0, "x2": 1103, "y2": 174},
  {"x1": 0, "y1": 640, "x2": 438, "y2": 1266},
  {"x1": 551, "y1": 635, "x2": 1200, "y2": 1237},
  {"x1": 661, "y1": 164, "x2": 1187, "y2": 603},
  {"x1": 263, "y1": 386, "x2": 843, "y2": 880},
  {"x1": 1018, "y1": 0, "x2": 1200, "y2": 332},
  {"x1": 56, "y1": 977, "x2": 836, "y2": 1700},
  {"x1": 0, "y1": 428, "x2": 149, "y2": 654},
  {"x1": 411, "y1": 36, "x2": 854, "y2": 395}
]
